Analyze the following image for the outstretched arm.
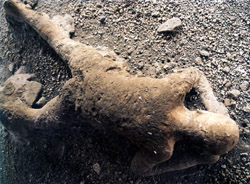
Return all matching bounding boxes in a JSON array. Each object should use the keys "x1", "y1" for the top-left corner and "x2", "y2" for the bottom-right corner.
[
  {"x1": 168, "y1": 67, "x2": 228, "y2": 115},
  {"x1": 0, "y1": 74, "x2": 72, "y2": 139}
]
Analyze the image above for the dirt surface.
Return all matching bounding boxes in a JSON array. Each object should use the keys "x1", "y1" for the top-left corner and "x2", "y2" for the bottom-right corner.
[{"x1": 0, "y1": 0, "x2": 249, "y2": 184}]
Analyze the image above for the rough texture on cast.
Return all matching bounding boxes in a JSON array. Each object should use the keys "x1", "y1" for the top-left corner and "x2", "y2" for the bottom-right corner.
[{"x1": 0, "y1": 0, "x2": 239, "y2": 176}]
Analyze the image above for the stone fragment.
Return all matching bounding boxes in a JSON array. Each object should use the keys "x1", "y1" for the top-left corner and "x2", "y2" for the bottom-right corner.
[
  {"x1": 242, "y1": 106, "x2": 250, "y2": 113},
  {"x1": 228, "y1": 89, "x2": 241, "y2": 98},
  {"x1": 8, "y1": 63, "x2": 14, "y2": 72},
  {"x1": 22, "y1": 81, "x2": 42, "y2": 106},
  {"x1": 222, "y1": 66, "x2": 230, "y2": 73},
  {"x1": 92, "y1": 163, "x2": 101, "y2": 175},
  {"x1": 240, "y1": 153, "x2": 248, "y2": 156},
  {"x1": 99, "y1": 16, "x2": 106, "y2": 24},
  {"x1": 225, "y1": 80, "x2": 232, "y2": 87},
  {"x1": 195, "y1": 57, "x2": 202, "y2": 65},
  {"x1": 226, "y1": 53, "x2": 233, "y2": 60},
  {"x1": 199, "y1": 50, "x2": 210, "y2": 57},
  {"x1": 157, "y1": 17, "x2": 182, "y2": 32},
  {"x1": 240, "y1": 81, "x2": 249, "y2": 91},
  {"x1": 221, "y1": 165, "x2": 227, "y2": 169},
  {"x1": 224, "y1": 99, "x2": 236, "y2": 106},
  {"x1": 152, "y1": 11, "x2": 160, "y2": 17}
]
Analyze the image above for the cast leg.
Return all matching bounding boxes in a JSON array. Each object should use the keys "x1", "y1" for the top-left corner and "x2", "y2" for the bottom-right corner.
[
  {"x1": 144, "y1": 151, "x2": 219, "y2": 176},
  {"x1": 131, "y1": 138, "x2": 175, "y2": 175},
  {"x1": 4, "y1": 0, "x2": 104, "y2": 71}
]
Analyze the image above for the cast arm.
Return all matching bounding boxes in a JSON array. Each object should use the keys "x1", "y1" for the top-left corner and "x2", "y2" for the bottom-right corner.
[
  {"x1": 0, "y1": 74, "x2": 72, "y2": 139},
  {"x1": 169, "y1": 67, "x2": 228, "y2": 115}
]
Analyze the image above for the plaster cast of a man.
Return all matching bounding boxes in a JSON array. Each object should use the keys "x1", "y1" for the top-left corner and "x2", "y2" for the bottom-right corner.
[{"x1": 0, "y1": 0, "x2": 239, "y2": 176}]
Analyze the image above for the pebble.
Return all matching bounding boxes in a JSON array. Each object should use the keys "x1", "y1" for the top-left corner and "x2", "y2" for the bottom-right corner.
[
  {"x1": 221, "y1": 165, "x2": 227, "y2": 169},
  {"x1": 240, "y1": 153, "x2": 248, "y2": 156},
  {"x1": 224, "y1": 99, "x2": 236, "y2": 106},
  {"x1": 99, "y1": 16, "x2": 106, "y2": 24},
  {"x1": 8, "y1": 63, "x2": 14, "y2": 72},
  {"x1": 195, "y1": 57, "x2": 202, "y2": 65},
  {"x1": 225, "y1": 80, "x2": 232, "y2": 87},
  {"x1": 23, "y1": 81, "x2": 42, "y2": 106},
  {"x1": 80, "y1": 180, "x2": 85, "y2": 184},
  {"x1": 222, "y1": 66, "x2": 230, "y2": 73},
  {"x1": 152, "y1": 11, "x2": 160, "y2": 17},
  {"x1": 199, "y1": 50, "x2": 210, "y2": 57},
  {"x1": 226, "y1": 53, "x2": 233, "y2": 60},
  {"x1": 157, "y1": 17, "x2": 182, "y2": 32},
  {"x1": 240, "y1": 81, "x2": 249, "y2": 91},
  {"x1": 93, "y1": 163, "x2": 101, "y2": 174},
  {"x1": 228, "y1": 89, "x2": 241, "y2": 98},
  {"x1": 242, "y1": 106, "x2": 250, "y2": 113}
]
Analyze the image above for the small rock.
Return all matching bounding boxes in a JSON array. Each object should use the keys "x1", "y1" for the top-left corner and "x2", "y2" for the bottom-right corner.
[
  {"x1": 195, "y1": 57, "x2": 202, "y2": 65},
  {"x1": 221, "y1": 165, "x2": 227, "y2": 169},
  {"x1": 152, "y1": 11, "x2": 160, "y2": 17},
  {"x1": 163, "y1": 63, "x2": 172, "y2": 70},
  {"x1": 222, "y1": 66, "x2": 230, "y2": 73},
  {"x1": 240, "y1": 153, "x2": 248, "y2": 156},
  {"x1": 226, "y1": 53, "x2": 233, "y2": 60},
  {"x1": 22, "y1": 81, "x2": 42, "y2": 106},
  {"x1": 224, "y1": 80, "x2": 232, "y2": 87},
  {"x1": 93, "y1": 163, "x2": 101, "y2": 174},
  {"x1": 199, "y1": 50, "x2": 210, "y2": 57},
  {"x1": 127, "y1": 47, "x2": 134, "y2": 56},
  {"x1": 8, "y1": 63, "x2": 14, "y2": 72},
  {"x1": 241, "y1": 157, "x2": 247, "y2": 162},
  {"x1": 228, "y1": 89, "x2": 241, "y2": 98},
  {"x1": 99, "y1": 16, "x2": 106, "y2": 24},
  {"x1": 157, "y1": 17, "x2": 182, "y2": 32},
  {"x1": 224, "y1": 99, "x2": 236, "y2": 106},
  {"x1": 80, "y1": 180, "x2": 85, "y2": 184},
  {"x1": 240, "y1": 81, "x2": 249, "y2": 91},
  {"x1": 242, "y1": 106, "x2": 250, "y2": 113}
]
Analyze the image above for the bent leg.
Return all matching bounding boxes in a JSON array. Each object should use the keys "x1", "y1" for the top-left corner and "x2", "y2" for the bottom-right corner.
[
  {"x1": 4, "y1": 0, "x2": 76, "y2": 62},
  {"x1": 131, "y1": 138, "x2": 175, "y2": 175},
  {"x1": 131, "y1": 149, "x2": 173, "y2": 175},
  {"x1": 144, "y1": 152, "x2": 219, "y2": 176}
]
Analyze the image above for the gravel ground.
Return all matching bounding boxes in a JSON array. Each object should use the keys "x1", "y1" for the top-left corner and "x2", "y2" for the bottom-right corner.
[{"x1": 0, "y1": 0, "x2": 249, "y2": 183}]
